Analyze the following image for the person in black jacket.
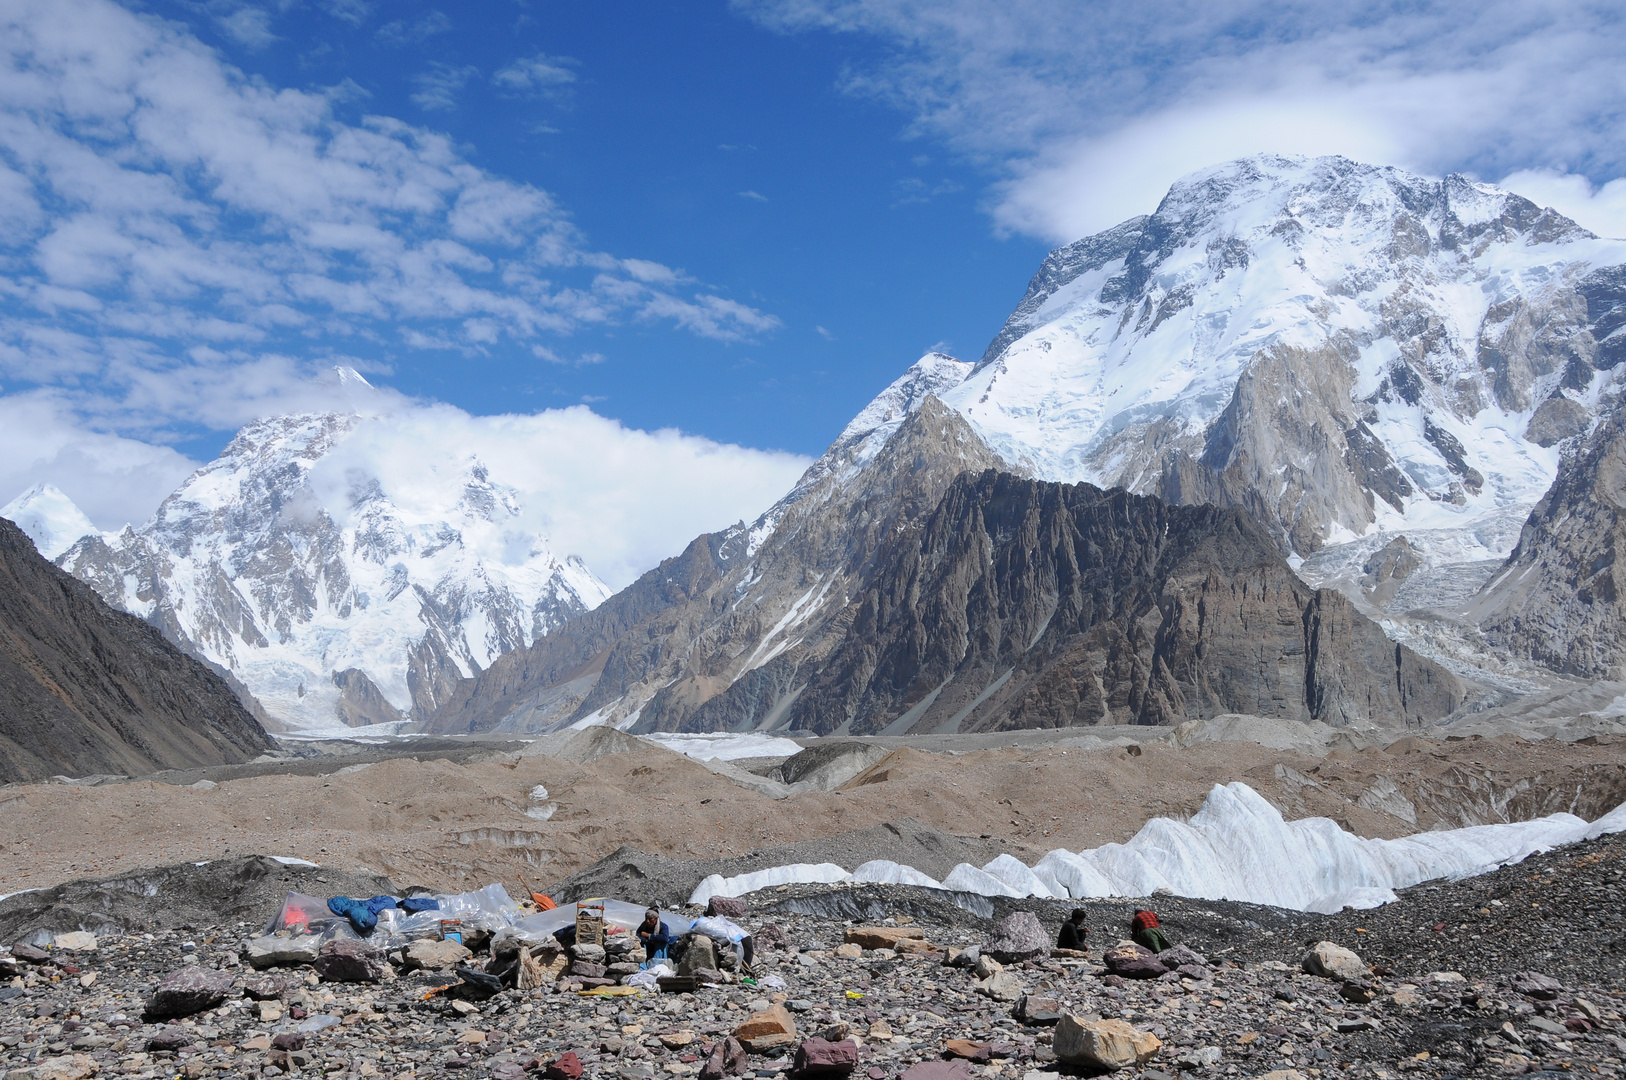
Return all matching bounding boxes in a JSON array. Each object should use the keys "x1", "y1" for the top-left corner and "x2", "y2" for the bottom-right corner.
[{"x1": 1056, "y1": 909, "x2": 1089, "y2": 950}]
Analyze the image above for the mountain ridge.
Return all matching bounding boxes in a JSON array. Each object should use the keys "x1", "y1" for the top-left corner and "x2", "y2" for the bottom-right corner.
[{"x1": 0, "y1": 516, "x2": 272, "y2": 782}]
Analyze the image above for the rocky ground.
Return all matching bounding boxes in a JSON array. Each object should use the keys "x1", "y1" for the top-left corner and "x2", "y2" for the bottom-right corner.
[{"x1": 0, "y1": 833, "x2": 1620, "y2": 1080}]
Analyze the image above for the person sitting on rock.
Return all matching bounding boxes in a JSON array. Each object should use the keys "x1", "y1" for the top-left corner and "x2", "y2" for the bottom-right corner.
[
  {"x1": 1131, "y1": 909, "x2": 1170, "y2": 953},
  {"x1": 637, "y1": 908, "x2": 676, "y2": 966},
  {"x1": 1056, "y1": 909, "x2": 1089, "y2": 951},
  {"x1": 689, "y1": 914, "x2": 756, "y2": 976}
]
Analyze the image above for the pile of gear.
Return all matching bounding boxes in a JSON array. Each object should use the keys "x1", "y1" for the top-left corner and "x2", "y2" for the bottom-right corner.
[{"x1": 244, "y1": 884, "x2": 764, "y2": 1002}]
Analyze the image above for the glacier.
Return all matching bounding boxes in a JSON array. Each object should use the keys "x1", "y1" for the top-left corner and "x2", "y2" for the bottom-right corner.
[{"x1": 688, "y1": 782, "x2": 1626, "y2": 912}]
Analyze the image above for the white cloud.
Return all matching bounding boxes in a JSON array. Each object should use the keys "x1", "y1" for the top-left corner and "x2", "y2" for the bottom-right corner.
[
  {"x1": 0, "y1": 391, "x2": 199, "y2": 531},
  {"x1": 493, "y1": 53, "x2": 578, "y2": 98},
  {"x1": 737, "y1": 0, "x2": 1626, "y2": 242},
  {"x1": 1498, "y1": 170, "x2": 1626, "y2": 241},
  {"x1": 411, "y1": 63, "x2": 479, "y2": 112},
  {"x1": 215, "y1": 6, "x2": 277, "y2": 49},
  {"x1": 377, "y1": 10, "x2": 450, "y2": 46},
  {"x1": 0, "y1": 0, "x2": 779, "y2": 464},
  {"x1": 302, "y1": 403, "x2": 811, "y2": 589}
]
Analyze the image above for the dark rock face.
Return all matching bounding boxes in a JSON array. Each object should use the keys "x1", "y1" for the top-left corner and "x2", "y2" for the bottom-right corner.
[
  {"x1": 0, "y1": 516, "x2": 272, "y2": 783},
  {"x1": 144, "y1": 966, "x2": 234, "y2": 1019},
  {"x1": 1474, "y1": 405, "x2": 1626, "y2": 677},
  {"x1": 789, "y1": 472, "x2": 1463, "y2": 735},
  {"x1": 425, "y1": 394, "x2": 1006, "y2": 735}
]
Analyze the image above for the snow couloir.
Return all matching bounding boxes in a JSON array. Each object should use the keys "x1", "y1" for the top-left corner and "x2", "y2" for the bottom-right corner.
[{"x1": 689, "y1": 782, "x2": 1626, "y2": 914}]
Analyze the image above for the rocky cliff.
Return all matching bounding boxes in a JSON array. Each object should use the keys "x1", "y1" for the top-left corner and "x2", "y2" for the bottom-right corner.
[
  {"x1": 0, "y1": 517, "x2": 272, "y2": 783},
  {"x1": 424, "y1": 380, "x2": 1463, "y2": 736},
  {"x1": 424, "y1": 385, "x2": 1009, "y2": 735},
  {"x1": 1470, "y1": 400, "x2": 1626, "y2": 677},
  {"x1": 787, "y1": 472, "x2": 1463, "y2": 735}
]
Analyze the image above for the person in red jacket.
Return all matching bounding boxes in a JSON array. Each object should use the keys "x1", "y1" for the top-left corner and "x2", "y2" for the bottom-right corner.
[{"x1": 1131, "y1": 909, "x2": 1171, "y2": 953}]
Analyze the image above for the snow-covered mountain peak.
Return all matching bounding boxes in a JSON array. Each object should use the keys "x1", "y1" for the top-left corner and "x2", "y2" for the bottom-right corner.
[
  {"x1": 0, "y1": 483, "x2": 98, "y2": 560},
  {"x1": 944, "y1": 154, "x2": 1626, "y2": 553},
  {"x1": 57, "y1": 410, "x2": 612, "y2": 733}
]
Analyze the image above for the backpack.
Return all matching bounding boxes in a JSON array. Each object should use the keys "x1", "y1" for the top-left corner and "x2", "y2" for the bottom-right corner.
[{"x1": 1132, "y1": 910, "x2": 1159, "y2": 933}]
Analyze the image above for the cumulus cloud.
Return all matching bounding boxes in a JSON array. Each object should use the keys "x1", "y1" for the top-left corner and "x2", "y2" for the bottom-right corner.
[
  {"x1": 0, "y1": 371, "x2": 812, "y2": 585},
  {"x1": 493, "y1": 53, "x2": 578, "y2": 99},
  {"x1": 306, "y1": 404, "x2": 809, "y2": 589},
  {"x1": 0, "y1": 392, "x2": 199, "y2": 531},
  {"x1": 411, "y1": 63, "x2": 479, "y2": 112},
  {"x1": 736, "y1": 0, "x2": 1626, "y2": 242},
  {"x1": 1498, "y1": 170, "x2": 1626, "y2": 240},
  {"x1": 0, "y1": 0, "x2": 779, "y2": 445}
]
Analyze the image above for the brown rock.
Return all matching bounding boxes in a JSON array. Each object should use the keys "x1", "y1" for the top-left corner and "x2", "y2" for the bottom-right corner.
[
  {"x1": 1053, "y1": 1015, "x2": 1162, "y2": 1070},
  {"x1": 706, "y1": 896, "x2": 748, "y2": 919},
  {"x1": 736, "y1": 1004, "x2": 798, "y2": 1052},
  {"x1": 794, "y1": 1036, "x2": 859, "y2": 1076},
  {"x1": 700, "y1": 1037, "x2": 749, "y2": 1080},
  {"x1": 943, "y1": 1040, "x2": 991, "y2": 1063},
  {"x1": 843, "y1": 927, "x2": 926, "y2": 951}
]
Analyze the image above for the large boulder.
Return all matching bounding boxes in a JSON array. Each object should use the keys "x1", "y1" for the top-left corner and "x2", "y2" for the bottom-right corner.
[
  {"x1": 313, "y1": 938, "x2": 385, "y2": 982},
  {"x1": 1103, "y1": 944, "x2": 1168, "y2": 980},
  {"x1": 793, "y1": 1037, "x2": 859, "y2": 1077},
  {"x1": 984, "y1": 911, "x2": 1049, "y2": 964},
  {"x1": 1301, "y1": 942, "x2": 1368, "y2": 982},
  {"x1": 145, "y1": 966, "x2": 235, "y2": 1019},
  {"x1": 706, "y1": 896, "x2": 748, "y2": 919},
  {"x1": 1053, "y1": 1014, "x2": 1162, "y2": 1070},
  {"x1": 679, "y1": 936, "x2": 720, "y2": 975},
  {"x1": 843, "y1": 926, "x2": 926, "y2": 951}
]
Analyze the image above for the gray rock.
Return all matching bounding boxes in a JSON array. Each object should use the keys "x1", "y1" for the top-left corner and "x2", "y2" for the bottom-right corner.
[
  {"x1": 145, "y1": 966, "x2": 234, "y2": 1019},
  {"x1": 1511, "y1": 971, "x2": 1563, "y2": 1000},
  {"x1": 570, "y1": 942, "x2": 606, "y2": 964},
  {"x1": 147, "y1": 1027, "x2": 194, "y2": 1052},
  {"x1": 678, "y1": 936, "x2": 718, "y2": 976},
  {"x1": 1155, "y1": 944, "x2": 1208, "y2": 969},
  {"x1": 1301, "y1": 941, "x2": 1368, "y2": 982},
  {"x1": 984, "y1": 911, "x2": 1049, "y2": 964}
]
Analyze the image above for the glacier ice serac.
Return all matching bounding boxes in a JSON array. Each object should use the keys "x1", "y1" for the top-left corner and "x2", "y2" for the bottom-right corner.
[
  {"x1": 48, "y1": 408, "x2": 612, "y2": 734},
  {"x1": 688, "y1": 783, "x2": 1626, "y2": 913}
]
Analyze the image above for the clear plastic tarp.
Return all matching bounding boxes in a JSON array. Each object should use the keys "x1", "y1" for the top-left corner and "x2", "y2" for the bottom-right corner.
[{"x1": 253, "y1": 888, "x2": 694, "y2": 953}]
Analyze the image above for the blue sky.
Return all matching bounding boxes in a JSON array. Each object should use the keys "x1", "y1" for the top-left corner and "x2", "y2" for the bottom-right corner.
[
  {"x1": 157, "y1": 0, "x2": 1048, "y2": 454},
  {"x1": 3, "y1": 0, "x2": 1625, "y2": 582}
]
